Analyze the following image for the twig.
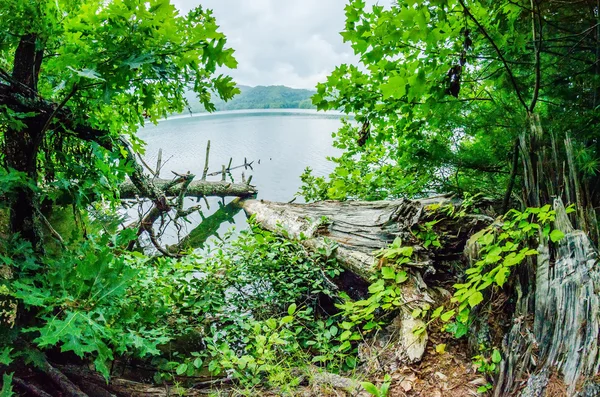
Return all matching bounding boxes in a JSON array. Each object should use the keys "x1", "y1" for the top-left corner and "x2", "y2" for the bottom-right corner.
[
  {"x1": 529, "y1": 0, "x2": 542, "y2": 112},
  {"x1": 137, "y1": 152, "x2": 157, "y2": 177},
  {"x1": 457, "y1": 0, "x2": 528, "y2": 111},
  {"x1": 502, "y1": 138, "x2": 521, "y2": 213},
  {"x1": 155, "y1": 154, "x2": 174, "y2": 177},
  {"x1": 206, "y1": 161, "x2": 254, "y2": 176},
  {"x1": 176, "y1": 204, "x2": 203, "y2": 219},
  {"x1": 36, "y1": 208, "x2": 64, "y2": 245},
  {"x1": 192, "y1": 377, "x2": 233, "y2": 389},
  {"x1": 40, "y1": 83, "x2": 78, "y2": 136}
]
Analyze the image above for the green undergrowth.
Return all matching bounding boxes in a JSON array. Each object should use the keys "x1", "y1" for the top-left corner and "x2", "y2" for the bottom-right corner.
[
  {"x1": 0, "y1": 214, "x2": 404, "y2": 395},
  {"x1": 0, "y1": 199, "x2": 571, "y2": 396},
  {"x1": 415, "y1": 203, "x2": 571, "y2": 393}
]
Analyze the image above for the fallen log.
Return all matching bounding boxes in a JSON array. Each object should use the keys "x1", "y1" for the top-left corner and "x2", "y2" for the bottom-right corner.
[
  {"x1": 57, "y1": 364, "x2": 222, "y2": 396},
  {"x1": 119, "y1": 179, "x2": 256, "y2": 199},
  {"x1": 241, "y1": 196, "x2": 492, "y2": 280},
  {"x1": 242, "y1": 196, "x2": 493, "y2": 369},
  {"x1": 119, "y1": 137, "x2": 256, "y2": 255}
]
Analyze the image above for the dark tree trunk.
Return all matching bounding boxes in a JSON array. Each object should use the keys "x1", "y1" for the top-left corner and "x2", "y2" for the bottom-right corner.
[{"x1": 4, "y1": 34, "x2": 45, "y2": 248}]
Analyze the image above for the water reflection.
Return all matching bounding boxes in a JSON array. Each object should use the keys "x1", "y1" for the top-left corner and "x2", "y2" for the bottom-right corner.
[{"x1": 132, "y1": 110, "x2": 343, "y2": 248}]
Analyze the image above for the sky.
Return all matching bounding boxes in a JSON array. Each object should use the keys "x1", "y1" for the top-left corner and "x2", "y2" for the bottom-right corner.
[{"x1": 172, "y1": 0, "x2": 390, "y2": 89}]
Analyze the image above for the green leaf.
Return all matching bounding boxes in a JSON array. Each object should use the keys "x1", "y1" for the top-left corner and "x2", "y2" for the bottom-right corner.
[
  {"x1": 340, "y1": 321, "x2": 354, "y2": 330},
  {"x1": 446, "y1": 321, "x2": 468, "y2": 338},
  {"x1": 0, "y1": 348, "x2": 12, "y2": 366},
  {"x1": 468, "y1": 291, "x2": 484, "y2": 308},
  {"x1": 368, "y1": 280, "x2": 385, "y2": 294},
  {"x1": 550, "y1": 229, "x2": 565, "y2": 243},
  {"x1": 176, "y1": 363, "x2": 188, "y2": 375},
  {"x1": 492, "y1": 349, "x2": 502, "y2": 363},
  {"x1": 413, "y1": 325, "x2": 427, "y2": 336},
  {"x1": 431, "y1": 306, "x2": 444, "y2": 319},
  {"x1": 339, "y1": 341, "x2": 352, "y2": 352},
  {"x1": 360, "y1": 381, "x2": 379, "y2": 396},
  {"x1": 381, "y1": 267, "x2": 395, "y2": 279},
  {"x1": 67, "y1": 66, "x2": 105, "y2": 81},
  {"x1": 345, "y1": 356, "x2": 357, "y2": 369},
  {"x1": 330, "y1": 325, "x2": 338, "y2": 337},
  {"x1": 440, "y1": 310, "x2": 455, "y2": 322},
  {"x1": 494, "y1": 267, "x2": 510, "y2": 287},
  {"x1": 287, "y1": 303, "x2": 297, "y2": 315},
  {"x1": 380, "y1": 75, "x2": 407, "y2": 99},
  {"x1": 94, "y1": 356, "x2": 111, "y2": 381},
  {"x1": 363, "y1": 321, "x2": 378, "y2": 330},
  {"x1": 0, "y1": 373, "x2": 14, "y2": 397},
  {"x1": 395, "y1": 271, "x2": 408, "y2": 284},
  {"x1": 480, "y1": 233, "x2": 494, "y2": 246}
]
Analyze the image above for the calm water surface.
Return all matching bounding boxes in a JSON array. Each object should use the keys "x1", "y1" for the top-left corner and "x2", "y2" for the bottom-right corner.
[{"x1": 135, "y1": 110, "x2": 343, "y2": 245}]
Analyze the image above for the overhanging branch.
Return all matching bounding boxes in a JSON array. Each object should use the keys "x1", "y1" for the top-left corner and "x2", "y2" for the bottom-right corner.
[{"x1": 0, "y1": 82, "x2": 113, "y2": 150}]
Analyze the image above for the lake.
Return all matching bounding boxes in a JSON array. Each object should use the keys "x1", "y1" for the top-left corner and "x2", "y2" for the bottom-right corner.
[{"x1": 134, "y1": 109, "x2": 344, "y2": 246}]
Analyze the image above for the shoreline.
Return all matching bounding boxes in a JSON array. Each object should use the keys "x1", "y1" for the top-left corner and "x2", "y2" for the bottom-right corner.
[{"x1": 154, "y1": 108, "x2": 351, "y2": 123}]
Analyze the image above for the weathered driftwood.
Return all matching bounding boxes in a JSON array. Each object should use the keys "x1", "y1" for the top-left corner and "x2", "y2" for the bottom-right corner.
[
  {"x1": 241, "y1": 197, "x2": 491, "y2": 280},
  {"x1": 494, "y1": 199, "x2": 600, "y2": 397},
  {"x1": 121, "y1": 138, "x2": 257, "y2": 256},
  {"x1": 119, "y1": 178, "x2": 256, "y2": 199}
]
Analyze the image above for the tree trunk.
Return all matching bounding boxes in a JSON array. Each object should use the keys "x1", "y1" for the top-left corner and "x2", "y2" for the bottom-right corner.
[
  {"x1": 4, "y1": 34, "x2": 45, "y2": 249},
  {"x1": 493, "y1": 114, "x2": 600, "y2": 396},
  {"x1": 241, "y1": 197, "x2": 492, "y2": 279}
]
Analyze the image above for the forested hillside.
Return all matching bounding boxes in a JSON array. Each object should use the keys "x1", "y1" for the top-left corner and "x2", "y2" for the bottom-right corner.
[{"x1": 183, "y1": 85, "x2": 316, "y2": 113}]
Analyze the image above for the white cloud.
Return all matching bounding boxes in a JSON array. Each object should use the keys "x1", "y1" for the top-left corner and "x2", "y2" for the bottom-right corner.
[{"x1": 171, "y1": 0, "x2": 391, "y2": 89}]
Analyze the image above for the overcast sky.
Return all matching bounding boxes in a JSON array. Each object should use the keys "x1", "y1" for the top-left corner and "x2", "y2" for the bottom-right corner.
[{"x1": 172, "y1": 0, "x2": 390, "y2": 89}]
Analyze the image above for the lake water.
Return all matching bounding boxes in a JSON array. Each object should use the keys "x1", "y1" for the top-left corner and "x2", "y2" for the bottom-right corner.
[{"x1": 134, "y1": 109, "x2": 344, "y2": 246}]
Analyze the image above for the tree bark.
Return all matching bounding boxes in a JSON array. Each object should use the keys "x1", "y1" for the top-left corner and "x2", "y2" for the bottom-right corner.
[
  {"x1": 241, "y1": 197, "x2": 492, "y2": 279},
  {"x1": 494, "y1": 114, "x2": 600, "y2": 396},
  {"x1": 4, "y1": 34, "x2": 45, "y2": 249}
]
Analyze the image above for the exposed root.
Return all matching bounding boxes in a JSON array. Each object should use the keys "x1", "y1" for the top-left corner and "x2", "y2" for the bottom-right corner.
[
  {"x1": 12, "y1": 377, "x2": 54, "y2": 397},
  {"x1": 43, "y1": 360, "x2": 89, "y2": 397}
]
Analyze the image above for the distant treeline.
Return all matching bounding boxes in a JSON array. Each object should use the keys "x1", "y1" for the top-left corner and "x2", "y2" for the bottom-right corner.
[{"x1": 183, "y1": 85, "x2": 316, "y2": 114}]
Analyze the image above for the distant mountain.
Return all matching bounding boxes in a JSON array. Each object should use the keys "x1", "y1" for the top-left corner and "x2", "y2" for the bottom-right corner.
[{"x1": 182, "y1": 85, "x2": 316, "y2": 114}]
